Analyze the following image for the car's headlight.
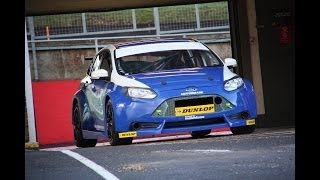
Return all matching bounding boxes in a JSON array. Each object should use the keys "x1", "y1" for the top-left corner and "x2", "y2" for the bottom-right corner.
[
  {"x1": 224, "y1": 77, "x2": 244, "y2": 91},
  {"x1": 127, "y1": 87, "x2": 157, "y2": 99}
]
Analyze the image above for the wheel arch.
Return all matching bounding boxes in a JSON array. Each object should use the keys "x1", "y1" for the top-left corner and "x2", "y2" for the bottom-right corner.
[
  {"x1": 243, "y1": 78, "x2": 258, "y2": 118},
  {"x1": 103, "y1": 95, "x2": 112, "y2": 122},
  {"x1": 72, "y1": 90, "x2": 89, "y2": 125}
]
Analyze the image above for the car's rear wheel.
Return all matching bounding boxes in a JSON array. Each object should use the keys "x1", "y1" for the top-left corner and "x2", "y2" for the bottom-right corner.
[
  {"x1": 73, "y1": 104, "x2": 97, "y2": 147},
  {"x1": 106, "y1": 101, "x2": 132, "y2": 146},
  {"x1": 230, "y1": 125, "x2": 255, "y2": 135},
  {"x1": 190, "y1": 130, "x2": 211, "y2": 138}
]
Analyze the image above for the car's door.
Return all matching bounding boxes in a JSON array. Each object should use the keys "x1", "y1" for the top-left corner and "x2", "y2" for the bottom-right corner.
[
  {"x1": 91, "y1": 50, "x2": 112, "y2": 131},
  {"x1": 83, "y1": 54, "x2": 103, "y2": 131}
]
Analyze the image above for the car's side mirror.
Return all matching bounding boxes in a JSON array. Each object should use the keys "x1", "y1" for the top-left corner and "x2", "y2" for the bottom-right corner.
[
  {"x1": 79, "y1": 76, "x2": 92, "y2": 89},
  {"x1": 224, "y1": 58, "x2": 238, "y2": 73},
  {"x1": 91, "y1": 69, "x2": 109, "y2": 80},
  {"x1": 224, "y1": 58, "x2": 237, "y2": 67}
]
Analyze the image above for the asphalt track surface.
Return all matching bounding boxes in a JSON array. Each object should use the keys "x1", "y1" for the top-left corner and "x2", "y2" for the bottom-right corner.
[{"x1": 25, "y1": 128, "x2": 295, "y2": 180}]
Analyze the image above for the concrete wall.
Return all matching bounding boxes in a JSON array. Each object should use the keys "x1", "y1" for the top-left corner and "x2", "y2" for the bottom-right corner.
[
  {"x1": 207, "y1": 42, "x2": 232, "y2": 61},
  {"x1": 29, "y1": 49, "x2": 95, "y2": 81},
  {"x1": 29, "y1": 42, "x2": 232, "y2": 81}
]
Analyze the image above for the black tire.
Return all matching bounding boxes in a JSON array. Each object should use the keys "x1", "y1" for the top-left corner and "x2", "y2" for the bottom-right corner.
[
  {"x1": 190, "y1": 130, "x2": 211, "y2": 138},
  {"x1": 231, "y1": 125, "x2": 255, "y2": 135},
  {"x1": 73, "y1": 104, "x2": 97, "y2": 147},
  {"x1": 106, "y1": 101, "x2": 132, "y2": 146}
]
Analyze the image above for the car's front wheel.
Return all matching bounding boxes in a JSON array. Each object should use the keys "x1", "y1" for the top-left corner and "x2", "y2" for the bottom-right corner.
[
  {"x1": 230, "y1": 125, "x2": 255, "y2": 135},
  {"x1": 73, "y1": 104, "x2": 97, "y2": 147},
  {"x1": 190, "y1": 130, "x2": 211, "y2": 138},
  {"x1": 106, "y1": 101, "x2": 132, "y2": 146}
]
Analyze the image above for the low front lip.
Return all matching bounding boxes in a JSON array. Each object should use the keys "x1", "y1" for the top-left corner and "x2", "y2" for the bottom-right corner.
[
  {"x1": 133, "y1": 120, "x2": 230, "y2": 137},
  {"x1": 122, "y1": 109, "x2": 251, "y2": 137},
  {"x1": 122, "y1": 106, "x2": 254, "y2": 137}
]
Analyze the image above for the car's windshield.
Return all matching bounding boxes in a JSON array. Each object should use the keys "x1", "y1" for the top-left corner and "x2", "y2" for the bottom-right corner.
[{"x1": 116, "y1": 49, "x2": 222, "y2": 75}]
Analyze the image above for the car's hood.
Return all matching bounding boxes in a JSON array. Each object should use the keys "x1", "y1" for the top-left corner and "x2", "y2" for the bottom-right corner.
[{"x1": 127, "y1": 67, "x2": 224, "y2": 91}]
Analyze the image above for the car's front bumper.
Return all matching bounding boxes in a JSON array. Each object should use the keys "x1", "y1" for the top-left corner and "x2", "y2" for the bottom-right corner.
[{"x1": 111, "y1": 79, "x2": 257, "y2": 137}]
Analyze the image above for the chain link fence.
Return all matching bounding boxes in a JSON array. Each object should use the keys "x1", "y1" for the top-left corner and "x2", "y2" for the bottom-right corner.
[
  {"x1": 28, "y1": 2, "x2": 229, "y2": 39},
  {"x1": 159, "y1": 4, "x2": 196, "y2": 31},
  {"x1": 86, "y1": 10, "x2": 133, "y2": 32},
  {"x1": 34, "y1": 13, "x2": 83, "y2": 36},
  {"x1": 199, "y1": 3, "x2": 229, "y2": 28}
]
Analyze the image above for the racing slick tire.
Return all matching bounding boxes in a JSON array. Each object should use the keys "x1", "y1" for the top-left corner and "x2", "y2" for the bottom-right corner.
[
  {"x1": 190, "y1": 130, "x2": 211, "y2": 138},
  {"x1": 107, "y1": 101, "x2": 133, "y2": 146},
  {"x1": 230, "y1": 125, "x2": 255, "y2": 135},
  {"x1": 73, "y1": 104, "x2": 97, "y2": 147}
]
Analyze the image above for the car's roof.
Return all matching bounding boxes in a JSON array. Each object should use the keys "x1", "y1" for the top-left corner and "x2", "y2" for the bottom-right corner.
[{"x1": 116, "y1": 38, "x2": 197, "y2": 49}]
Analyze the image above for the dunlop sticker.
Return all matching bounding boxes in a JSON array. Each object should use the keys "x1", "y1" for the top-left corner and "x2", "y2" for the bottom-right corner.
[
  {"x1": 246, "y1": 119, "x2": 255, "y2": 125},
  {"x1": 175, "y1": 104, "x2": 215, "y2": 116},
  {"x1": 119, "y1": 131, "x2": 137, "y2": 138}
]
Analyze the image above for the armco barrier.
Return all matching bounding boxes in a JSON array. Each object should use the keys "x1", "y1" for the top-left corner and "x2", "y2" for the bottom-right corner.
[{"x1": 32, "y1": 80, "x2": 80, "y2": 145}]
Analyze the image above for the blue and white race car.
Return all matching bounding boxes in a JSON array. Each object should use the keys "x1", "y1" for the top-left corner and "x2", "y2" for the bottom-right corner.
[{"x1": 71, "y1": 38, "x2": 257, "y2": 147}]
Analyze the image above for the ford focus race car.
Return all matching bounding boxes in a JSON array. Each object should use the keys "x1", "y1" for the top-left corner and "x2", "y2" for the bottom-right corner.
[{"x1": 71, "y1": 38, "x2": 257, "y2": 147}]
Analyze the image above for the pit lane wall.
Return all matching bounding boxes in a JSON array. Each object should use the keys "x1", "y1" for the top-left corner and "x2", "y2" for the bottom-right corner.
[
  {"x1": 27, "y1": 42, "x2": 231, "y2": 145},
  {"x1": 32, "y1": 80, "x2": 80, "y2": 145}
]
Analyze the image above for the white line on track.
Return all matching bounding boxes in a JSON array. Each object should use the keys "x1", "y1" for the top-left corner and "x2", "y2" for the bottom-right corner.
[
  {"x1": 61, "y1": 150, "x2": 119, "y2": 180},
  {"x1": 177, "y1": 149, "x2": 231, "y2": 153}
]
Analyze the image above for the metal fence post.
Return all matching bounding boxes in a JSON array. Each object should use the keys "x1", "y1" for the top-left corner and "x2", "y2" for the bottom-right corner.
[
  {"x1": 25, "y1": 21, "x2": 37, "y2": 143},
  {"x1": 27, "y1": 17, "x2": 38, "y2": 80},
  {"x1": 195, "y1": 4, "x2": 201, "y2": 30},
  {"x1": 95, "y1": 39, "x2": 99, "y2": 53},
  {"x1": 132, "y1": 10, "x2": 137, "y2": 30},
  {"x1": 82, "y1": 13, "x2": 87, "y2": 33},
  {"x1": 153, "y1": 8, "x2": 160, "y2": 37}
]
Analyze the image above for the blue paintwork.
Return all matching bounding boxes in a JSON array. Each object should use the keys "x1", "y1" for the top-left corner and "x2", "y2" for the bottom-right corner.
[
  {"x1": 110, "y1": 68, "x2": 257, "y2": 135},
  {"x1": 72, "y1": 39, "x2": 257, "y2": 140},
  {"x1": 73, "y1": 67, "x2": 257, "y2": 139},
  {"x1": 72, "y1": 90, "x2": 95, "y2": 131}
]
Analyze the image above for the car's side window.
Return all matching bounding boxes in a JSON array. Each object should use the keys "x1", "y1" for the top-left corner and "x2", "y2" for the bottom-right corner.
[
  {"x1": 92, "y1": 55, "x2": 102, "y2": 72},
  {"x1": 99, "y1": 51, "x2": 112, "y2": 73},
  {"x1": 86, "y1": 57, "x2": 95, "y2": 76},
  {"x1": 87, "y1": 55, "x2": 102, "y2": 76},
  {"x1": 86, "y1": 62, "x2": 92, "y2": 75}
]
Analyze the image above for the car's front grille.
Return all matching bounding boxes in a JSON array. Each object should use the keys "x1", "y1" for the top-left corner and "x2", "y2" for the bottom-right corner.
[
  {"x1": 175, "y1": 97, "x2": 213, "y2": 107},
  {"x1": 163, "y1": 117, "x2": 225, "y2": 129},
  {"x1": 152, "y1": 95, "x2": 233, "y2": 117}
]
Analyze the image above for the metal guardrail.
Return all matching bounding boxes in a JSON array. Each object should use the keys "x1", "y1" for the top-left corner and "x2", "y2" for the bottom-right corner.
[
  {"x1": 28, "y1": 31, "x2": 230, "y2": 43},
  {"x1": 27, "y1": 31, "x2": 231, "y2": 51}
]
